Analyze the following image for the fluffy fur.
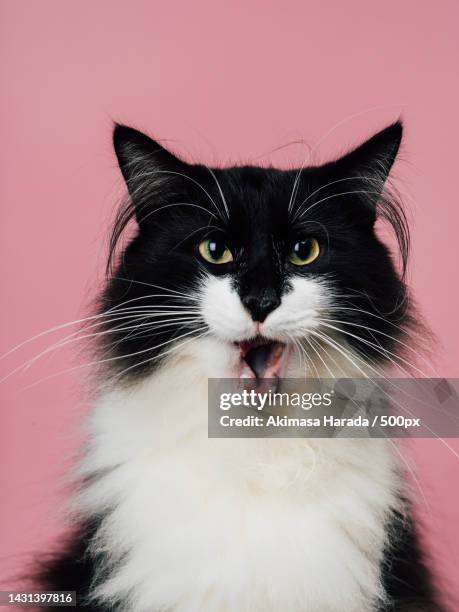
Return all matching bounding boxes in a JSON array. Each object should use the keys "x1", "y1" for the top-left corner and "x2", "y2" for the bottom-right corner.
[{"x1": 37, "y1": 122, "x2": 443, "y2": 611}]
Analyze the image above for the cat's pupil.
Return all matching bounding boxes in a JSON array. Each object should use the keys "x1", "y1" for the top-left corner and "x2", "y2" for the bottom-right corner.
[
  {"x1": 294, "y1": 240, "x2": 312, "y2": 260},
  {"x1": 209, "y1": 240, "x2": 226, "y2": 260}
]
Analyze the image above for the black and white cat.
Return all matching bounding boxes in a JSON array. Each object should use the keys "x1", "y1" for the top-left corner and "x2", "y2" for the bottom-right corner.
[{"x1": 39, "y1": 122, "x2": 443, "y2": 611}]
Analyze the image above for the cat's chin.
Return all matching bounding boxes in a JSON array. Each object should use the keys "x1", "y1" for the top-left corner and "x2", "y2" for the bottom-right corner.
[{"x1": 234, "y1": 337, "x2": 290, "y2": 380}]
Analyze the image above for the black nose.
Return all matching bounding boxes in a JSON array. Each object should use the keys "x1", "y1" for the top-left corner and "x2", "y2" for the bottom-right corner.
[{"x1": 242, "y1": 290, "x2": 281, "y2": 323}]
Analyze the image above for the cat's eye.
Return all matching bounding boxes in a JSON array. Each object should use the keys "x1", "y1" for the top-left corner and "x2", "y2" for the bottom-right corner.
[
  {"x1": 289, "y1": 238, "x2": 320, "y2": 266},
  {"x1": 198, "y1": 238, "x2": 233, "y2": 265}
]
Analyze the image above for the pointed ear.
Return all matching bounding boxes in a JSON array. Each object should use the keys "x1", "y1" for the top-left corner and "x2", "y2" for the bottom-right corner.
[
  {"x1": 308, "y1": 122, "x2": 403, "y2": 227},
  {"x1": 333, "y1": 121, "x2": 402, "y2": 184},
  {"x1": 113, "y1": 124, "x2": 190, "y2": 224}
]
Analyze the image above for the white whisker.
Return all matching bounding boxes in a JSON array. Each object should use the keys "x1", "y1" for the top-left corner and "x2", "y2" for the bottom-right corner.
[
  {"x1": 110, "y1": 328, "x2": 210, "y2": 382},
  {"x1": 19, "y1": 326, "x2": 208, "y2": 391},
  {"x1": 318, "y1": 320, "x2": 427, "y2": 377},
  {"x1": 204, "y1": 166, "x2": 230, "y2": 220}
]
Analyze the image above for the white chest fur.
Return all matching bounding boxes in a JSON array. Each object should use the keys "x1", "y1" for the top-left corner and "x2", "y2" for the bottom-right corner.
[{"x1": 76, "y1": 356, "x2": 401, "y2": 612}]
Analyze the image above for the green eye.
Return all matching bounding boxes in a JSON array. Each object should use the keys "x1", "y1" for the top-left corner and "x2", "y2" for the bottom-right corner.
[
  {"x1": 198, "y1": 238, "x2": 233, "y2": 265},
  {"x1": 289, "y1": 238, "x2": 320, "y2": 266}
]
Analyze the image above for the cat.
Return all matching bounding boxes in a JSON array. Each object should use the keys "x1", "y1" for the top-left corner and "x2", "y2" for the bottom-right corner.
[{"x1": 37, "y1": 122, "x2": 444, "y2": 611}]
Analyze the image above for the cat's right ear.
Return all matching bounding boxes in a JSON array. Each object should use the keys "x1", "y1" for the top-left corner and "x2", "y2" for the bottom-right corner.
[{"x1": 113, "y1": 124, "x2": 189, "y2": 224}]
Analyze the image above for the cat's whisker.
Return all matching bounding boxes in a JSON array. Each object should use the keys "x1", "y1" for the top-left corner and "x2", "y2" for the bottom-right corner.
[
  {"x1": 315, "y1": 324, "x2": 431, "y2": 505},
  {"x1": 300, "y1": 335, "x2": 432, "y2": 506},
  {"x1": 19, "y1": 326, "x2": 209, "y2": 391},
  {"x1": 298, "y1": 339, "x2": 315, "y2": 377},
  {"x1": 338, "y1": 287, "x2": 410, "y2": 318},
  {"x1": 326, "y1": 304, "x2": 406, "y2": 329},
  {"x1": 300, "y1": 333, "x2": 431, "y2": 505},
  {"x1": 310, "y1": 330, "x2": 459, "y2": 460},
  {"x1": 0, "y1": 305, "x2": 181, "y2": 364},
  {"x1": 318, "y1": 320, "x2": 428, "y2": 377},
  {"x1": 308, "y1": 334, "x2": 350, "y2": 378},
  {"x1": 287, "y1": 168, "x2": 303, "y2": 215},
  {"x1": 204, "y1": 166, "x2": 230, "y2": 220},
  {"x1": 294, "y1": 189, "x2": 389, "y2": 221},
  {"x1": 300, "y1": 332, "x2": 430, "y2": 506},
  {"x1": 1, "y1": 284, "x2": 203, "y2": 368},
  {"x1": 109, "y1": 328, "x2": 210, "y2": 383},
  {"x1": 109, "y1": 278, "x2": 201, "y2": 302},
  {"x1": 309, "y1": 329, "x2": 382, "y2": 378},
  {"x1": 4, "y1": 304, "x2": 199, "y2": 345},
  {"x1": 291, "y1": 335, "x2": 320, "y2": 377},
  {"x1": 287, "y1": 333, "x2": 315, "y2": 377},
  {"x1": 291, "y1": 337, "x2": 433, "y2": 508},
  {"x1": 83, "y1": 314, "x2": 202, "y2": 348},
  {"x1": 137, "y1": 201, "x2": 219, "y2": 225},
  {"x1": 128, "y1": 168, "x2": 227, "y2": 223},
  {"x1": 18, "y1": 314, "x2": 158, "y2": 370},
  {"x1": 1, "y1": 313, "x2": 203, "y2": 384},
  {"x1": 104, "y1": 294, "x2": 199, "y2": 313},
  {"x1": 287, "y1": 137, "x2": 319, "y2": 216},
  {"x1": 105, "y1": 317, "x2": 202, "y2": 353},
  {"x1": 303, "y1": 335, "x2": 334, "y2": 379},
  {"x1": 323, "y1": 311, "x2": 434, "y2": 372},
  {"x1": 289, "y1": 336, "x2": 305, "y2": 375},
  {"x1": 290, "y1": 174, "x2": 386, "y2": 219}
]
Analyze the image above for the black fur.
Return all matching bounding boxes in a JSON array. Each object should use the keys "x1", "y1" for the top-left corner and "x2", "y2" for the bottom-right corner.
[
  {"x1": 34, "y1": 123, "x2": 444, "y2": 610},
  {"x1": 37, "y1": 520, "x2": 105, "y2": 611},
  {"x1": 381, "y1": 511, "x2": 444, "y2": 611}
]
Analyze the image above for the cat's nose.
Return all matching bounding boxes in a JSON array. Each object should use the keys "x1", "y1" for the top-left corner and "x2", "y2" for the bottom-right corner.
[{"x1": 242, "y1": 290, "x2": 281, "y2": 323}]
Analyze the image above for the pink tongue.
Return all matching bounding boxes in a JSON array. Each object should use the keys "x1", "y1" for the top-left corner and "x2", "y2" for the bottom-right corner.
[
  {"x1": 244, "y1": 344, "x2": 273, "y2": 378},
  {"x1": 243, "y1": 342, "x2": 284, "y2": 379}
]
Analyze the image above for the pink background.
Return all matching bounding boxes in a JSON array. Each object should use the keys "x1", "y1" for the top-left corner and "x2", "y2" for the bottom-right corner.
[{"x1": 1, "y1": 0, "x2": 458, "y2": 607}]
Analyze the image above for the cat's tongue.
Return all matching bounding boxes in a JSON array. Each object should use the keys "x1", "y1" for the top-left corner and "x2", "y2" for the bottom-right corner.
[{"x1": 237, "y1": 338, "x2": 286, "y2": 379}]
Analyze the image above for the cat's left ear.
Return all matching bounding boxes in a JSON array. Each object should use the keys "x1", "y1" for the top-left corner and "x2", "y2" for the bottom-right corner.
[
  {"x1": 318, "y1": 121, "x2": 403, "y2": 223},
  {"x1": 113, "y1": 124, "x2": 191, "y2": 225},
  {"x1": 332, "y1": 121, "x2": 402, "y2": 182}
]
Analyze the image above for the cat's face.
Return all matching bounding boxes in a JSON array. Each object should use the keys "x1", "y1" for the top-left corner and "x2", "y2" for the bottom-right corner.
[{"x1": 101, "y1": 123, "x2": 410, "y2": 381}]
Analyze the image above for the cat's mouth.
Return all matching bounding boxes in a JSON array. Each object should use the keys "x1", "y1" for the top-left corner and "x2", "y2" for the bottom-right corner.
[{"x1": 236, "y1": 337, "x2": 288, "y2": 379}]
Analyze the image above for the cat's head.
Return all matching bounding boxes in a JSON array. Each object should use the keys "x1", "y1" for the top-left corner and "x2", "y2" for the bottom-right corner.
[{"x1": 100, "y1": 122, "x2": 411, "y2": 382}]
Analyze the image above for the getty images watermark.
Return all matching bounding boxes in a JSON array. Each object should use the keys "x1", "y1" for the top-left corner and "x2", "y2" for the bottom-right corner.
[{"x1": 208, "y1": 378, "x2": 459, "y2": 438}]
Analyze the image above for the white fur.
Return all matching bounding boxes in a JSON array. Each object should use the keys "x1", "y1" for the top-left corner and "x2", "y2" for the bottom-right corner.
[
  {"x1": 201, "y1": 275, "x2": 327, "y2": 343},
  {"x1": 75, "y1": 274, "x2": 403, "y2": 612}
]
